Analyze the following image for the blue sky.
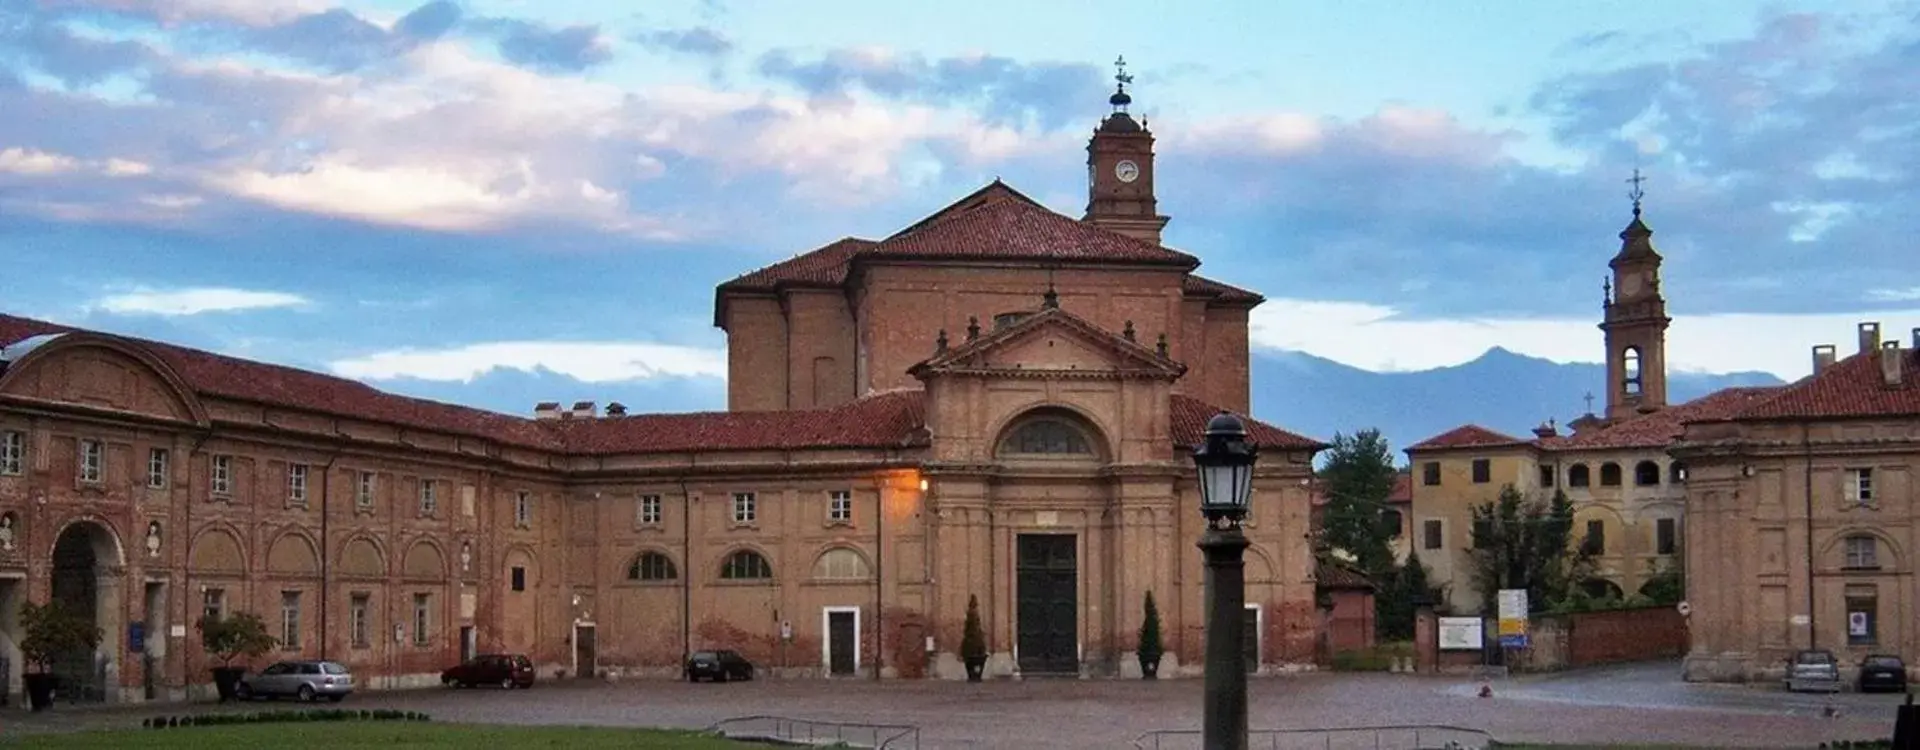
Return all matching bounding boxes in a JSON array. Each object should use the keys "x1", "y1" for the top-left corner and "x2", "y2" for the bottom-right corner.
[{"x1": 2, "y1": 0, "x2": 1917, "y2": 418}]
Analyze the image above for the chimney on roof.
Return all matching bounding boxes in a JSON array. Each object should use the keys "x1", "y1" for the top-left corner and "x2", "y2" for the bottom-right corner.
[
  {"x1": 1812, "y1": 344, "x2": 1838, "y2": 375},
  {"x1": 1531, "y1": 420, "x2": 1558, "y2": 439},
  {"x1": 570, "y1": 401, "x2": 597, "y2": 419},
  {"x1": 534, "y1": 401, "x2": 562, "y2": 420},
  {"x1": 605, "y1": 402, "x2": 628, "y2": 417},
  {"x1": 1882, "y1": 340, "x2": 1904, "y2": 386},
  {"x1": 1858, "y1": 322, "x2": 1881, "y2": 355}
]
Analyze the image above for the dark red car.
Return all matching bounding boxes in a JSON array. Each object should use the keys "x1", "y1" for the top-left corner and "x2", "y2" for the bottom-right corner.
[{"x1": 441, "y1": 653, "x2": 535, "y2": 689}]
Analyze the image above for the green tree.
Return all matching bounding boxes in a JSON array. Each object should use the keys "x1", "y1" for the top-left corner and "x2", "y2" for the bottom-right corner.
[
  {"x1": 1316, "y1": 429, "x2": 1399, "y2": 576},
  {"x1": 1466, "y1": 485, "x2": 1583, "y2": 615},
  {"x1": 1375, "y1": 550, "x2": 1437, "y2": 641},
  {"x1": 1638, "y1": 555, "x2": 1684, "y2": 606}
]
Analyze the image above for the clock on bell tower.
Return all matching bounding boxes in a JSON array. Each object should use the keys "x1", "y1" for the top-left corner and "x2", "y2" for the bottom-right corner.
[{"x1": 1083, "y1": 55, "x2": 1170, "y2": 245}]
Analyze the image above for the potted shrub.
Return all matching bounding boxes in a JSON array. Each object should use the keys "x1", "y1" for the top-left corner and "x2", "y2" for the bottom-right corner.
[
  {"x1": 1137, "y1": 591, "x2": 1164, "y2": 680},
  {"x1": 199, "y1": 612, "x2": 277, "y2": 702},
  {"x1": 960, "y1": 594, "x2": 988, "y2": 683},
  {"x1": 18, "y1": 600, "x2": 103, "y2": 711}
]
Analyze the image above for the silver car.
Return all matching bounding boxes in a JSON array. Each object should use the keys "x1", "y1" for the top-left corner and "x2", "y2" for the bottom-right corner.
[
  {"x1": 1786, "y1": 648, "x2": 1841, "y2": 693},
  {"x1": 236, "y1": 660, "x2": 354, "y2": 702}
]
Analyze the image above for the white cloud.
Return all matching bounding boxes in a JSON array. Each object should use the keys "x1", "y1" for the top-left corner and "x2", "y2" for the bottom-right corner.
[
  {"x1": 0, "y1": 148, "x2": 82, "y2": 175},
  {"x1": 94, "y1": 287, "x2": 311, "y2": 316},
  {"x1": 1251, "y1": 298, "x2": 1920, "y2": 380},
  {"x1": 329, "y1": 341, "x2": 728, "y2": 383},
  {"x1": 44, "y1": 0, "x2": 331, "y2": 27}
]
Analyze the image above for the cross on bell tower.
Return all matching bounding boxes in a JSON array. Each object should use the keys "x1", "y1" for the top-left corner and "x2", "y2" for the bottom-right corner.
[{"x1": 1083, "y1": 55, "x2": 1169, "y2": 244}]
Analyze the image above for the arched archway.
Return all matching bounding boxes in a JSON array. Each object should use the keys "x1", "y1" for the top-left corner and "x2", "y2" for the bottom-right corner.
[{"x1": 49, "y1": 520, "x2": 123, "y2": 703}]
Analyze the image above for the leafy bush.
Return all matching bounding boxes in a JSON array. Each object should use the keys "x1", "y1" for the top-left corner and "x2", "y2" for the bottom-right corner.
[{"x1": 140, "y1": 708, "x2": 431, "y2": 729}]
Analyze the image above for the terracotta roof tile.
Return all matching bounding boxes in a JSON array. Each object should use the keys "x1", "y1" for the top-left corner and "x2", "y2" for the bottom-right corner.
[
  {"x1": 867, "y1": 193, "x2": 1198, "y2": 266},
  {"x1": 1389, "y1": 471, "x2": 1412, "y2": 503},
  {"x1": 718, "y1": 237, "x2": 874, "y2": 292},
  {"x1": 548, "y1": 389, "x2": 928, "y2": 455},
  {"x1": 1170, "y1": 393, "x2": 1325, "y2": 451},
  {"x1": 1549, "y1": 386, "x2": 1783, "y2": 450},
  {"x1": 1183, "y1": 275, "x2": 1264, "y2": 305},
  {"x1": 1728, "y1": 348, "x2": 1920, "y2": 421},
  {"x1": 1405, "y1": 424, "x2": 1530, "y2": 452},
  {"x1": 1316, "y1": 561, "x2": 1375, "y2": 590}
]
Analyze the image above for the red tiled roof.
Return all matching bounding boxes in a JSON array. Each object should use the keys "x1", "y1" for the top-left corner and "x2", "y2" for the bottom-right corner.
[
  {"x1": 1727, "y1": 347, "x2": 1920, "y2": 421},
  {"x1": 1183, "y1": 275, "x2": 1264, "y2": 305},
  {"x1": 1388, "y1": 471, "x2": 1412, "y2": 503},
  {"x1": 1170, "y1": 393, "x2": 1325, "y2": 451},
  {"x1": 1405, "y1": 424, "x2": 1530, "y2": 452},
  {"x1": 1316, "y1": 561, "x2": 1375, "y2": 590},
  {"x1": 1548, "y1": 386, "x2": 1783, "y2": 450},
  {"x1": 718, "y1": 237, "x2": 875, "y2": 292},
  {"x1": 549, "y1": 389, "x2": 928, "y2": 455}
]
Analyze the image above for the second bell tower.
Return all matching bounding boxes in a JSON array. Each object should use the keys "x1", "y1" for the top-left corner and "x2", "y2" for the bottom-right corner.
[{"x1": 1084, "y1": 56, "x2": 1169, "y2": 244}]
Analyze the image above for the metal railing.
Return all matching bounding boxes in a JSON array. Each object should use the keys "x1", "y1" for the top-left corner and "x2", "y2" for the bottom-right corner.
[
  {"x1": 707, "y1": 714, "x2": 921, "y2": 748},
  {"x1": 1133, "y1": 724, "x2": 1495, "y2": 750}
]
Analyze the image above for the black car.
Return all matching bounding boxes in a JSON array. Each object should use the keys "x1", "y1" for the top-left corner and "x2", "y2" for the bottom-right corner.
[
  {"x1": 686, "y1": 649, "x2": 755, "y2": 682},
  {"x1": 1859, "y1": 654, "x2": 1908, "y2": 693}
]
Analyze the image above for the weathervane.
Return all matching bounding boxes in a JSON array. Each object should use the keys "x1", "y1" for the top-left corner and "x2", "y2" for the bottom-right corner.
[
  {"x1": 1626, "y1": 167, "x2": 1647, "y2": 217},
  {"x1": 1110, "y1": 55, "x2": 1134, "y2": 113}
]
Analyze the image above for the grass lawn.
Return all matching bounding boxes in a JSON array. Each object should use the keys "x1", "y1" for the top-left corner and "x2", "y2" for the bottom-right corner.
[{"x1": 11, "y1": 722, "x2": 758, "y2": 749}]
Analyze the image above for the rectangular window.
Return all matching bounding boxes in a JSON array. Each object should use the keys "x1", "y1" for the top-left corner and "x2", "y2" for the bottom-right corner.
[
  {"x1": 1850, "y1": 468, "x2": 1874, "y2": 505},
  {"x1": 147, "y1": 448, "x2": 169, "y2": 488},
  {"x1": 349, "y1": 594, "x2": 371, "y2": 648},
  {"x1": 419, "y1": 479, "x2": 437, "y2": 516},
  {"x1": 1847, "y1": 587, "x2": 1878, "y2": 646},
  {"x1": 202, "y1": 587, "x2": 226, "y2": 622},
  {"x1": 515, "y1": 491, "x2": 532, "y2": 527},
  {"x1": 212, "y1": 455, "x2": 232, "y2": 496},
  {"x1": 79, "y1": 439, "x2": 103, "y2": 483},
  {"x1": 288, "y1": 463, "x2": 308, "y2": 504},
  {"x1": 1656, "y1": 518, "x2": 1677, "y2": 555},
  {"x1": 1538, "y1": 464, "x2": 1555, "y2": 488},
  {"x1": 1422, "y1": 519, "x2": 1443, "y2": 550},
  {"x1": 356, "y1": 471, "x2": 376, "y2": 509},
  {"x1": 511, "y1": 566, "x2": 526, "y2": 592},
  {"x1": 1421, "y1": 462, "x2": 1440, "y2": 486},
  {"x1": 280, "y1": 591, "x2": 302, "y2": 650},
  {"x1": 0, "y1": 430, "x2": 22, "y2": 475},
  {"x1": 733, "y1": 492, "x2": 756, "y2": 523},
  {"x1": 1583, "y1": 520, "x2": 1606, "y2": 556},
  {"x1": 412, "y1": 594, "x2": 431, "y2": 646},
  {"x1": 1845, "y1": 536, "x2": 1879, "y2": 569},
  {"x1": 637, "y1": 494, "x2": 662, "y2": 525},
  {"x1": 828, "y1": 490, "x2": 852, "y2": 522},
  {"x1": 1470, "y1": 459, "x2": 1491, "y2": 484}
]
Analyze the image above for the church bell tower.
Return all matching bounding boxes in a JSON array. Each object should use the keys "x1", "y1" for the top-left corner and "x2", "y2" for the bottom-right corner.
[
  {"x1": 1083, "y1": 56, "x2": 1169, "y2": 244},
  {"x1": 1600, "y1": 170, "x2": 1671, "y2": 421}
]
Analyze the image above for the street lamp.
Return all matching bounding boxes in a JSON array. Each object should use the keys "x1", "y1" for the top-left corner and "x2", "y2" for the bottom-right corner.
[{"x1": 1192, "y1": 411, "x2": 1259, "y2": 750}]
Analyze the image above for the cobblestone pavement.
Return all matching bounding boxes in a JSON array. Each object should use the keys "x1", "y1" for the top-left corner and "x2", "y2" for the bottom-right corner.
[{"x1": 0, "y1": 663, "x2": 1901, "y2": 748}]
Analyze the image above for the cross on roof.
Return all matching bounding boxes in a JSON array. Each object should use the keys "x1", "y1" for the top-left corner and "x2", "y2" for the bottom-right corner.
[
  {"x1": 1114, "y1": 55, "x2": 1133, "y2": 88},
  {"x1": 1583, "y1": 391, "x2": 1595, "y2": 413},
  {"x1": 1626, "y1": 168, "x2": 1647, "y2": 216}
]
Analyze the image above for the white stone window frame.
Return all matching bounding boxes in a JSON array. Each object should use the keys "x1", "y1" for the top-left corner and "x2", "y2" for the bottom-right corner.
[
  {"x1": 348, "y1": 593, "x2": 372, "y2": 649},
  {"x1": 419, "y1": 479, "x2": 438, "y2": 517},
  {"x1": 732, "y1": 492, "x2": 757, "y2": 525},
  {"x1": 1850, "y1": 468, "x2": 1875, "y2": 506},
  {"x1": 78, "y1": 439, "x2": 103, "y2": 484},
  {"x1": 211, "y1": 455, "x2": 233, "y2": 497},
  {"x1": 0, "y1": 431, "x2": 22, "y2": 476},
  {"x1": 280, "y1": 591, "x2": 302, "y2": 650},
  {"x1": 827, "y1": 490, "x2": 853, "y2": 524},
  {"x1": 356, "y1": 471, "x2": 376, "y2": 510},
  {"x1": 637, "y1": 494, "x2": 663, "y2": 527},
  {"x1": 147, "y1": 448, "x2": 169, "y2": 489},
  {"x1": 288, "y1": 463, "x2": 309, "y2": 506},
  {"x1": 412, "y1": 593, "x2": 432, "y2": 647}
]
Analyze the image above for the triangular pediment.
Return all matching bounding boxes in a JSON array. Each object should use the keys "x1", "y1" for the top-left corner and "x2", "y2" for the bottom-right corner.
[{"x1": 907, "y1": 307, "x2": 1186, "y2": 382}]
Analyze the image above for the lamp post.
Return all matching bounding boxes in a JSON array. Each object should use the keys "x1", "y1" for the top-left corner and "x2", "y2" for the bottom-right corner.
[{"x1": 1192, "y1": 411, "x2": 1259, "y2": 750}]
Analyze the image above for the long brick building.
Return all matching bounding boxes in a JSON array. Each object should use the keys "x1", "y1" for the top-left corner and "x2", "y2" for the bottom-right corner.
[{"x1": 0, "y1": 80, "x2": 1325, "y2": 704}]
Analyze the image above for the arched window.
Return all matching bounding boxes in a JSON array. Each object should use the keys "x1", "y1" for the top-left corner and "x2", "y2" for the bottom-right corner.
[
  {"x1": 720, "y1": 550, "x2": 773, "y2": 580},
  {"x1": 628, "y1": 551, "x2": 677, "y2": 581},
  {"x1": 1843, "y1": 535, "x2": 1880, "y2": 569},
  {"x1": 1568, "y1": 464, "x2": 1591, "y2": 487},
  {"x1": 998, "y1": 418, "x2": 1093, "y2": 456},
  {"x1": 1599, "y1": 462, "x2": 1622, "y2": 487},
  {"x1": 812, "y1": 548, "x2": 872, "y2": 580},
  {"x1": 1634, "y1": 461, "x2": 1661, "y2": 486},
  {"x1": 1622, "y1": 347, "x2": 1643, "y2": 395}
]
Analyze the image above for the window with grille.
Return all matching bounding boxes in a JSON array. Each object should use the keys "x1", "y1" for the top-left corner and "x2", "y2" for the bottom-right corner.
[
  {"x1": 0, "y1": 431, "x2": 21, "y2": 475},
  {"x1": 1844, "y1": 535, "x2": 1879, "y2": 569},
  {"x1": 828, "y1": 490, "x2": 852, "y2": 522},
  {"x1": 628, "y1": 552, "x2": 677, "y2": 581},
  {"x1": 349, "y1": 594, "x2": 371, "y2": 648},
  {"x1": 79, "y1": 439, "x2": 103, "y2": 483},
  {"x1": 720, "y1": 550, "x2": 773, "y2": 580},
  {"x1": 637, "y1": 494, "x2": 662, "y2": 525},
  {"x1": 357, "y1": 472, "x2": 375, "y2": 509},
  {"x1": 212, "y1": 455, "x2": 232, "y2": 495},
  {"x1": 419, "y1": 479, "x2": 437, "y2": 516},
  {"x1": 280, "y1": 591, "x2": 302, "y2": 650},
  {"x1": 288, "y1": 464, "x2": 308, "y2": 504},
  {"x1": 148, "y1": 448, "x2": 169, "y2": 488},
  {"x1": 732, "y1": 492, "x2": 756, "y2": 523}
]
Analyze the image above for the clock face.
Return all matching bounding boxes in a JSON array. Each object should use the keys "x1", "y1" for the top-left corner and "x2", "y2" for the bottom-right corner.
[
  {"x1": 1115, "y1": 160, "x2": 1140, "y2": 183},
  {"x1": 1618, "y1": 273, "x2": 1641, "y2": 297}
]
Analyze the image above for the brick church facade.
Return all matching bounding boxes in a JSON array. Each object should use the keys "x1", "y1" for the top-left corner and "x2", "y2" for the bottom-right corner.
[{"x1": 0, "y1": 82, "x2": 1324, "y2": 704}]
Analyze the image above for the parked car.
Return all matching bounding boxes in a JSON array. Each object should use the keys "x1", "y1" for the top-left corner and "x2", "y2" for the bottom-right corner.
[
  {"x1": 235, "y1": 660, "x2": 354, "y2": 702},
  {"x1": 1785, "y1": 648, "x2": 1841, "y2": 693},
  {"x1": 1859, "y1": 654, "x2": 1908, "y2": 693},
  {"x1": 685, "y1": 649, "x2": 755, "y2": 682},
  {"x1": 441, "y1": 653, "x2": 536, "y2": 689}
]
